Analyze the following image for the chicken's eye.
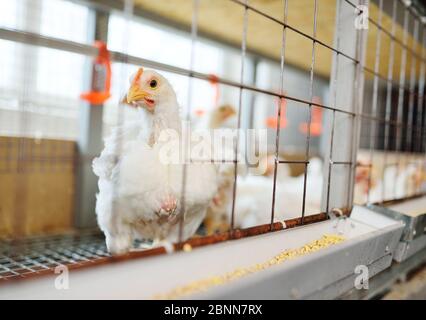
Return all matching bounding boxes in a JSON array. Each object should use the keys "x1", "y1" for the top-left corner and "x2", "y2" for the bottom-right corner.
[{"x1": 149, "y1": 79, "x2": 158, "y2": 89}]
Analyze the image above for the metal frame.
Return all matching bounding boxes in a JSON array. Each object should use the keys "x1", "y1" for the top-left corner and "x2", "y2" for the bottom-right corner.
[
  {"x1": 368, "y1": 199, "x2": 426, "y2": 262},
  {"x1": 369, "y1": 204, "x2": 426, "y2": 242},
  {"x1": 0, "y1": 0, "x2": 426, "y2": 292},
  {"x1": 322, "y1": 0, "x2": 369, "y2": 213},
  {"x1": 74, "y1": 9, "x2": 108, "y2": 228},
  {"x1": 345, "y1": 0, "x2": 426, "y2": 205},
  {"x1": 0, "y1": 0, "x2": 422, "y2": 233}
]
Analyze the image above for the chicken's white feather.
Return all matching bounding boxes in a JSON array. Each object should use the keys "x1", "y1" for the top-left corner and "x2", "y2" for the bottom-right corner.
[{"x1": 93, "y1": 68, "x2": 219, "y2": 254}]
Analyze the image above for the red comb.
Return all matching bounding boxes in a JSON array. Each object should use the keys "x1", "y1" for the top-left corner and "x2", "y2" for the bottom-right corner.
[
  {"x1": 195, "y1": 109, "x2": 205, "y2": 117},
  {"x1": 132, "y1": 68, "x2": 144, "y2": 86}
]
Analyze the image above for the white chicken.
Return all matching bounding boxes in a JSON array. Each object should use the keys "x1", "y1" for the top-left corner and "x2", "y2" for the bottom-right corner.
[
  {"x1": 201, "y1": 105, "x2": 239, "y2": 234},
  {"x1": 231, "y1": 157, "x2": 323, "y2": 228},
  {"x1": 353, "y1": 157, "x2": 425, "y2": 204},
  {"x1": 194, "y1": 104, "x2": 237, "y2": 131},
  {"x1": 93, "y1": 67, "x2": 219, "y2": 254},
  {"x1": 207, "y1": 104, "x2": 237, "y2": 129}
]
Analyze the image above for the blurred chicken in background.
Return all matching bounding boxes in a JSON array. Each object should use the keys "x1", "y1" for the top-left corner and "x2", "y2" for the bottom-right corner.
[
  {"x1": 199, "y1": 102, "x2": 327, "y2": 233},
  {"x1": 208, "y1": 104, "x2": 237, "y2": 129},
  {"x1": 353, "y1": 154, "x2": 426, "y2": 205},
  {"x1": 231, "y1": 157, "x2": 323, "y2": 228},
  {"x1": 194, "y1": 104, "x2": 237, "y2": 130},
  {"x1": 202, "y1": 104, "x2": 238, "y2": 234}
]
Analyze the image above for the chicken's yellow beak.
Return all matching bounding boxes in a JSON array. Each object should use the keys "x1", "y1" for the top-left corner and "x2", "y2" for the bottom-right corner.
[
  {"x1": 126, "y1": 84, "x2": 148, "y2": 104},
  {"x1": 220, "y1": 105, "x2": 236, "y2": 119},
  {"x1": 126, "y1": 67, "x2": 147, "y2": 103},
  {"x1": 225, "y1": 108, "x2": 236, "y2": 118}
]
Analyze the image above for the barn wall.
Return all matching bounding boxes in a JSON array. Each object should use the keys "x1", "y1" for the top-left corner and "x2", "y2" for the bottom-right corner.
[{"x1": 0, "y1": 136, "x2": 76, "y2": 238}]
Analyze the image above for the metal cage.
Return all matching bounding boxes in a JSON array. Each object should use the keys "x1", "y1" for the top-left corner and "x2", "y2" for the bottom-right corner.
[{"x1": 0, "y1": 0, "x2": 425, "y2": 296}]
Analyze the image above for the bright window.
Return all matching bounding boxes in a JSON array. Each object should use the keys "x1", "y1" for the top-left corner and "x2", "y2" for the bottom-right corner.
[
  {"x1": 39, "y1": 0, "x2": 91, "y2": 43},
  {"x1": 0, "y1": 0, "x2": 20, "y2": 29},
  {"x1": 0, "y1": 0, "x2": 20, "y2": 90},
  {"x1": 36, "y1": 49, "x2": 87, "y2": 99},
  {"x1": 0, "y1": 0, "x2": 92, "y2": 139}
]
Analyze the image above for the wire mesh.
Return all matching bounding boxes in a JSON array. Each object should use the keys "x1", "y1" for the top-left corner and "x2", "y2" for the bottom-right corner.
[
  {"x1": 360, "y1": 0, "x2": 426, "y2": 205},
  {"x1": 0, "y1": 231, "x2": 108, "y2": 282},
  {"x1": 0, "y1": 0, "x2": 425, "y2": 281}
]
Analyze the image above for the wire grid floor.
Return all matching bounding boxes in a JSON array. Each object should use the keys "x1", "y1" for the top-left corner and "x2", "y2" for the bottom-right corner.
[{"x1": 0, "y1": 231, "x2": 109, "y2": 282}]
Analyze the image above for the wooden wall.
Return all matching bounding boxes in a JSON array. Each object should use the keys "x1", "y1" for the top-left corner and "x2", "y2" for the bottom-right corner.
[{"x1": 0, "y1": 137, "x2": 76, "y2": 238}]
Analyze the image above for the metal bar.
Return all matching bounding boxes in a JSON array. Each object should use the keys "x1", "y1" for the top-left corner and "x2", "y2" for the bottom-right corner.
[
  {"x1": 404, "y1": 18, "x2": 420, "y2": 197},
  {"x1": 423, "y1": 54, "x2": 426, "y2": 155},
  {"x1": 344, "y1": 0, "x2": 426, "y2": 64},
  {"x1": 230, "y1": 0, "x2": 249, "y2": 233},
  {"x1": 331, "y1": 161, "x2": 353, "y2": 165},
  {"x1": 300, "y1": 0, "x2": 318, "y2": 224},
  {"x1": 107, "y1": 0, "x2": 134, "y2": 249},
  {"x1": 406, "y1": 20, "x2": 419, "y2": 153},
  {"x1": 0, "y1": 27, "x2": 97, "y2": 56},
  {"x1": 394, "y1": 9, "x2": 410, "y2": 198},
  {"x1": 74, "y1": 8, "x2": 109, "y2": 228},
  {"x1": 189, "y1": 159, "x2": 238, "y2": 164},
  {"x1": 0, "y1": 27, "x2": 357, "y2": 117},
  {"x1": 325, "y1": 0, "x2": 346, "y2": 215},
  {"x1": 178, "y1": 0, "x2": 199, "y2": 243},
  {"x1": 332, "y1": 0, "x2": 368, "y2": 211},
  {"x1": 363, "y1": 66, "x2": 419, "y2": 96},
  {"x1": 271, "y1": 0, "x2": 288, "y2": 227},
  {"x1": 367, "y1": 0, "x2": 383, "y2": 204},
  {"x1": 415, "y1": 27, "x2": 426, "y2": 195},
  {"x1": 278, "y1": 160, "x2": 310, "y2": 164},
  {"x1": 382, "y1": 0, "x2": 398, "y2": 203},
  {"x1": 326, "y1": 110, "x2": 336, "y2": 213}
]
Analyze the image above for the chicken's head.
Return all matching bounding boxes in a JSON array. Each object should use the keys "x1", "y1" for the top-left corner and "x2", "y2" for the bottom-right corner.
[
  {"x1": 124, "y1": 67, "x2": 177, "y2": 113},
  {"x1": 217, "y1": 105, "x2": 236, "y2": 121},
  {"x1": 209, "y1": 104, "x2": 236, "y2": 129}
]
